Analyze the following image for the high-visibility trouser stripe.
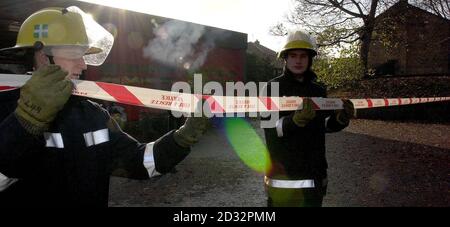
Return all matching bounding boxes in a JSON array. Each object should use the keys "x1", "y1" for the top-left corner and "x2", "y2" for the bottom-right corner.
[
  {"x1": 44, "y1": 133, "x2": 64, "y2": 148},
  {"x1": 264, "y1": 176, "x2": 315, "y2": 189},
  {"x1": 83, "y1": 129, "x2": 109, "y2": 147}
]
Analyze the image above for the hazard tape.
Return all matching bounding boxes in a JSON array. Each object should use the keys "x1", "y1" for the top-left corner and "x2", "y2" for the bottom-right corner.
[{"x1": 1, "y1": 73, "x2": 449, "y2": 113}]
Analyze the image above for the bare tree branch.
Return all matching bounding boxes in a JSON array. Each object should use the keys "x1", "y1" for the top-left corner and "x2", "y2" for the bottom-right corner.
[
  {"x1": 351, "y1": 0, "x2": 365, "y2": 15},
  {"x1": 412, "y1": 0, "x2": 450, "y2": 19},
  {"x1": 269, "y1": 23, "x2": 288, "y2": 36},
  {"x1": 328, "y1": 0, "x2": 365, "y2": 18},
  {"x1": 269, "y1": 0, "x2": 402, "y2": 70}
]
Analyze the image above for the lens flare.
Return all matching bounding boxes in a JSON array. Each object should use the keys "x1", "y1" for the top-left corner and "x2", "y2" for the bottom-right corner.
[{"x1": 224, "y1": 118, "x2": 271, "y2": 173}]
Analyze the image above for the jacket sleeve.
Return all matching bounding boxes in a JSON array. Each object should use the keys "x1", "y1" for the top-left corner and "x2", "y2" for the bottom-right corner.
[
  {"x1": 269, "y1": 84, "x2": 349, "y2": 137},
  {"x1": 322, "y1": 89, "x2": 349, "y2": 133},
  {"x1": 325, "y1": 111, "x2": 348, "y2": 132},
  {"x1": 0, "y1": 113, "x2": 44, "y2": 178},
  {"x1": 107, "y1": 115, "x2": 190, "y2": 180},
  {"x1": 271, "y1": 113, "x2": 309, "y2": 137},
  {"x1": 151, "y1": 130, "x2": 191, "y2": 174},
  {"x1": 313, "y1": 85, "x2": 349, "y2": 133},
  {"x1": 272, "y1": 112, "x2": 348, "y2": 137}
]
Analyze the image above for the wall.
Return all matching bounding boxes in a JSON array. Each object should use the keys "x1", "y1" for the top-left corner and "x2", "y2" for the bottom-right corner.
[{"x1": 368, "y1": 3, "x2": 450, "y2": 76}]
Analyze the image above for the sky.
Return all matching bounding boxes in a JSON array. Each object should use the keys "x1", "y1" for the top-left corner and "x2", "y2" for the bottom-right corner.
[{"x1": 79, "y1": 0, "x2": 294, "y2": 51}]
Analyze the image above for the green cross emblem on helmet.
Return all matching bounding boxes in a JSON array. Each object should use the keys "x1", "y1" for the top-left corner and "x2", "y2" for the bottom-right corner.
[{"x1": 33, "y1": 24, "x2": 48, "y2": 38}]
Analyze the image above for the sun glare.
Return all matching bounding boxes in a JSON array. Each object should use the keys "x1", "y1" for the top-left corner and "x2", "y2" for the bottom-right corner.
[{"x1": 78, "y1": 0, "x2": 291, "y2": 51}]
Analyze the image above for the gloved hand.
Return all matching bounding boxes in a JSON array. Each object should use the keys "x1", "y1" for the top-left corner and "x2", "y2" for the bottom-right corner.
[
  {"x1": 292, "y1": 98, "x2": 316, "y2": 127},
  {"x1": 15, "y1": 65, "x2": 73, "y2": 135},
  {"x1": 335, "y1": 99, "x2": 355, "y2": 125},
  {"x1": 173, "y1": 115, "x2": 209, "y2": 148}
]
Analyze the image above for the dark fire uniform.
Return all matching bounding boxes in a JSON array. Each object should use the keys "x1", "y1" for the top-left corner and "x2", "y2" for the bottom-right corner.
[
  {"x1": 0, "y1": 88, "x2": 189, "y2": 207},
  {"x1": 262, "y1": 70, "x2": 348, "y2": 207}
]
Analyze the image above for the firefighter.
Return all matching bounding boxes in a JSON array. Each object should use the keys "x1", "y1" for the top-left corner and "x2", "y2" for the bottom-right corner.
[
  {"x1": 261, "y1": 30, "x2": 355, "y2": 207},
  {"x1": 0, "y1": 6, "x2": 208, "y2": 207}
]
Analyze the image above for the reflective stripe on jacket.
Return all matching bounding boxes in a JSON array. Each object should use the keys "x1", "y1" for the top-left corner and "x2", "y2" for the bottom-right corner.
[
  {"x1": 0, "y1": 93, "x2": 190, "y2": 207},
  {"x1": 262, "y1": 70, "x2": 347, "y2": 182}
]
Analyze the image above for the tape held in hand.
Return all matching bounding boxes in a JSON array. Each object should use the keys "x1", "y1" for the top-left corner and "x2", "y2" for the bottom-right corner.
[{"x1": 2, "y1": 73, "x2": 450, "y2": 113}]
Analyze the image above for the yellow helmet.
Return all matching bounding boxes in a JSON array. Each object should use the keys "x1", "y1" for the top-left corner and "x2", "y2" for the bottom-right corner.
[
  {"x1": 0, "y1": 6, "x2": 113, "y2": 66},
  {"x1": 278, "y1": 30, "x2": 317, "y2": 58}
]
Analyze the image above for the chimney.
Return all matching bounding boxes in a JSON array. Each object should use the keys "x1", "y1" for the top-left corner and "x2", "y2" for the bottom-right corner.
[{"x1": 255, "y1": 39, "x2": 260, "y2": 45}]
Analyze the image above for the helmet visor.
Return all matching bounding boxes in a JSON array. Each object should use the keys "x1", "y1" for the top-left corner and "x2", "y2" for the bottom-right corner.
[{"x1": 67, "y1": 6, "x2": 114, "y2": 66}]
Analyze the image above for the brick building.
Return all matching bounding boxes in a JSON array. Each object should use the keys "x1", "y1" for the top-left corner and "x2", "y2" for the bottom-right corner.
[{"x1": 368, "y1": 0, "x2": 450, "y2": 76}]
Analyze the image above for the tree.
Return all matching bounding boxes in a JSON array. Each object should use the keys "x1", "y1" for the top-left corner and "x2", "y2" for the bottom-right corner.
[
  {"x1": 271, "y1": 0, "x2": 449, "y2": 74},
  {"x1": 412, "y1": 0, "x2": 450, "y2": 19},
  {"x1": 313, "y1": 43, "x2": 364, "y2": 88},
  {"x1": 271, "y1": 0, "x2": 399, "y2": 73}
]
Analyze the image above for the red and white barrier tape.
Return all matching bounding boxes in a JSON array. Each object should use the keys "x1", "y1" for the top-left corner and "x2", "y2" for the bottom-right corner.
[{"x1": 1, "y1": 73, "x2": 449, "y2": 113}]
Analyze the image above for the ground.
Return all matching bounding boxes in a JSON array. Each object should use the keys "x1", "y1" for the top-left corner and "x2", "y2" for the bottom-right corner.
[{"x1": 109, "y1": 118, "x2": 449, "y2": 207}]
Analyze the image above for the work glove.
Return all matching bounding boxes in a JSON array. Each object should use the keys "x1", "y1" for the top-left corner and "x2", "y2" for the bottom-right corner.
[
  {"x1": 335, "y1": 99, "x2": 355, "y2": 125},
  {"x1": 15, "y1": 65, "x2": 73, "y2": 135},
  {"x1": 292, "y1": 98, "x2": 316, "y2": 127},
  {"x1": 173, "y1": 98, "x2": 210, "y2": 148},
  {"x1": 173, "y1": 115, "x2": 209, "y2": 148}
]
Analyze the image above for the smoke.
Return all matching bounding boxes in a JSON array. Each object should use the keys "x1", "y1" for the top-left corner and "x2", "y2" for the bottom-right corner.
[{"x1": 143, "y1": 20, "x2": 220, "y2": 71}]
